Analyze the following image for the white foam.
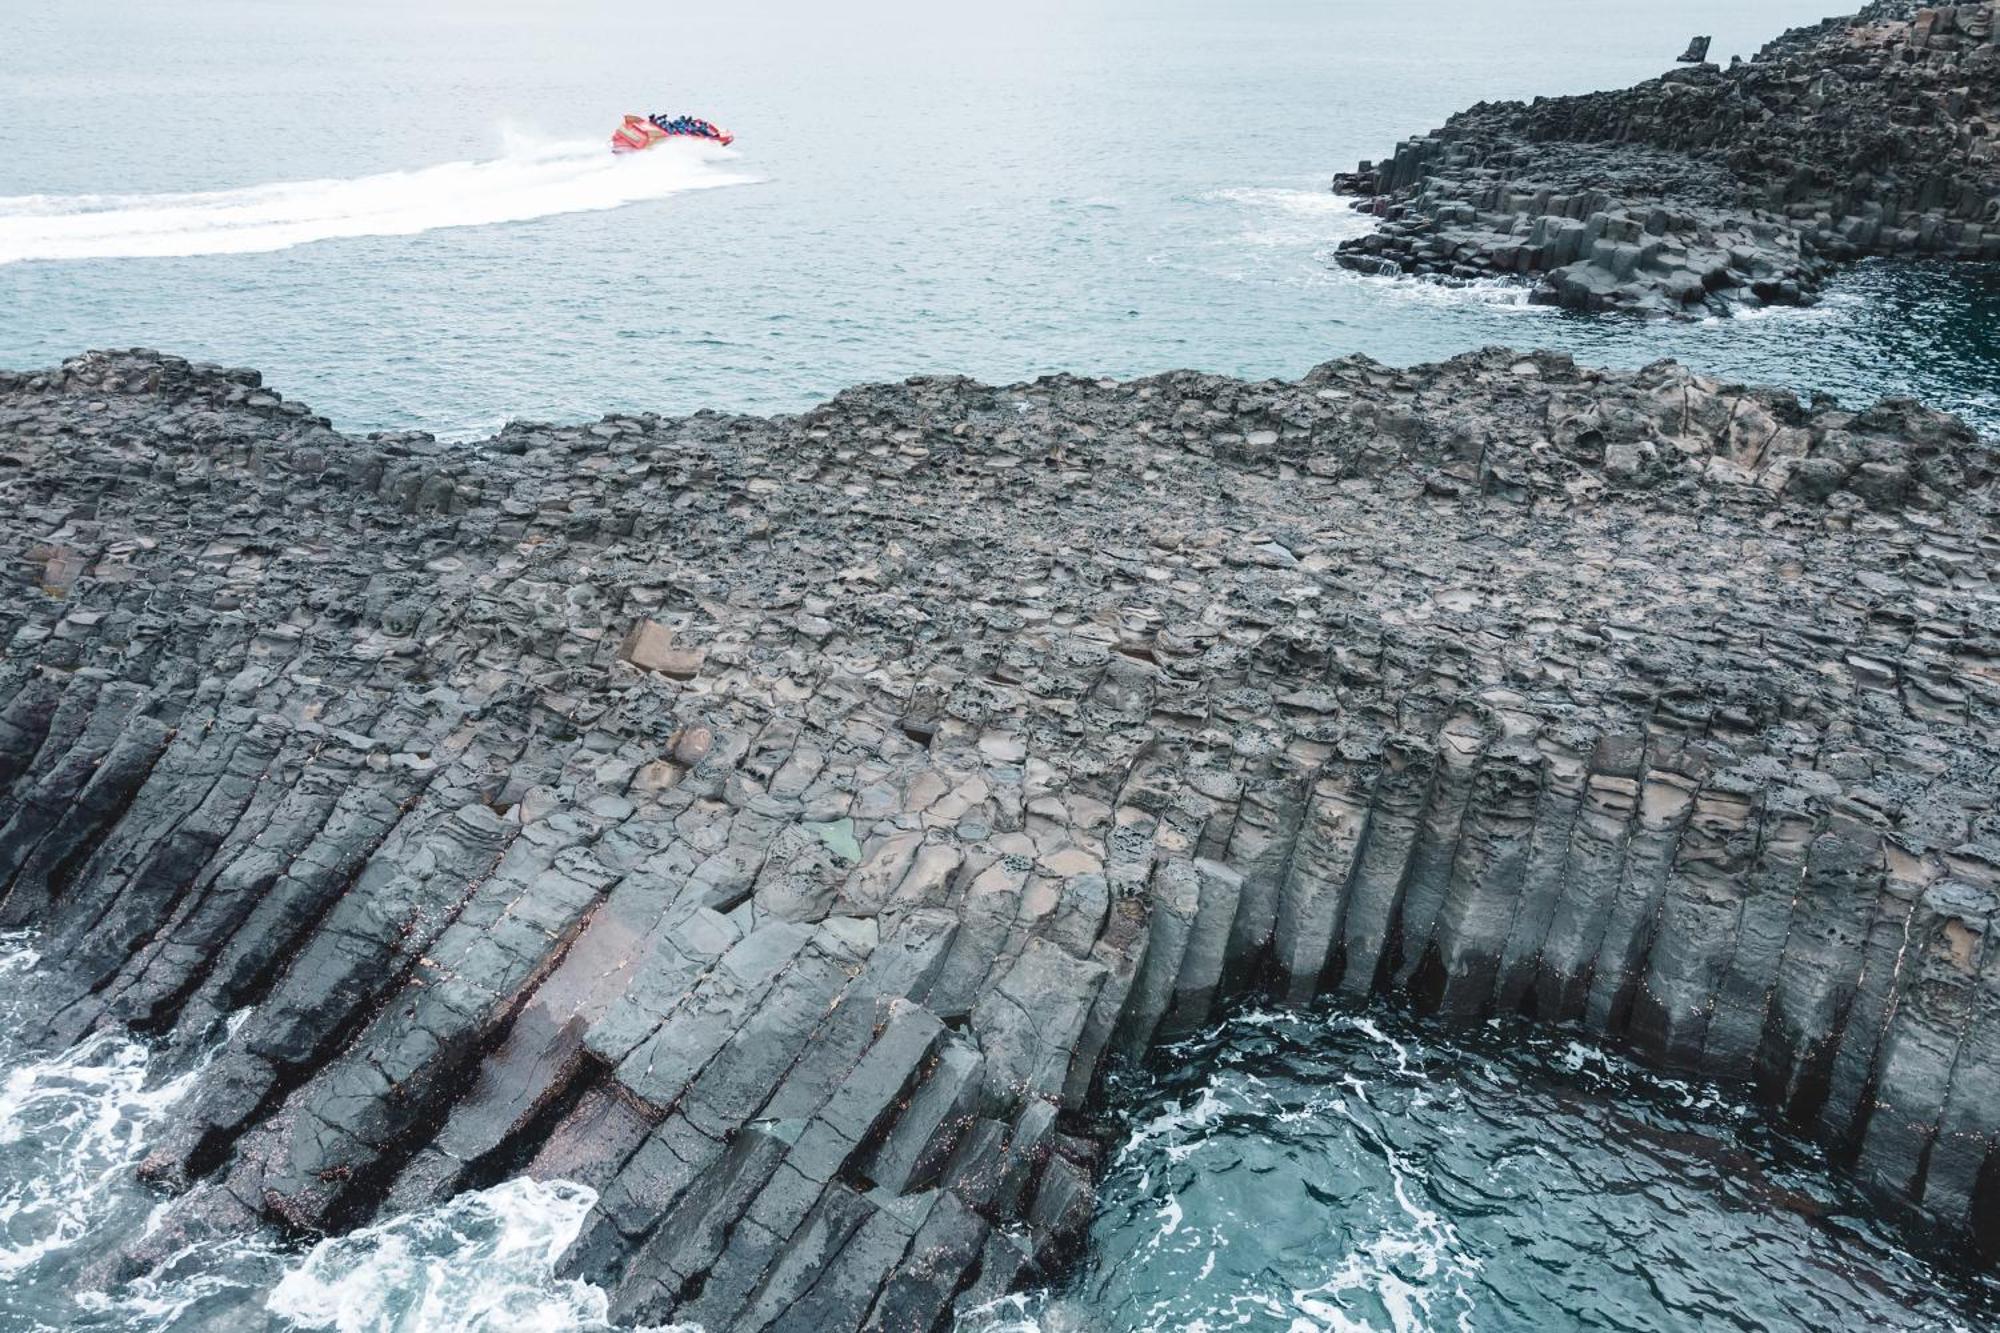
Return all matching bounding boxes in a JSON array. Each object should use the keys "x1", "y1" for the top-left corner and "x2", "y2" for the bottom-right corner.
[
  {"x1": 1205, "y1": 185, "x2": 1379, "y2": 249},
  {"x1": 0, "y1": 136, "x2": 755, "y2": 265},
  {"x1": 0, "y1": 1030, "x2": 156, "y2": 1277},
  {"x1": 955, "y1": 1289, "x2": 1047, "y2": 1332},
  {"x1": 1117, "y1": 1083, "x2": 1225, "y2": 1166},
  {"x1": 0, "y1": 928, "x2": 41, "y2": 975},
  {"x1": 1345, "y1": 267, "x2": 1552, "y2": 314},
  {"x1": 0, "y1": 941, "x2": 242, "y2": 1282},
  {"x1": 265, "y1": 1177, "x2": 696, "y2": 1333},
  {"x1": 1347, "y1": 1014, "x2": 1414, "y2": 1076},
  {"x1": 1287, "y1": 1150, "x2": 1478, "y2": 1333},
  {"x1": 1152, "y1": 1193, "x2": 1185, "y2": 1245}
]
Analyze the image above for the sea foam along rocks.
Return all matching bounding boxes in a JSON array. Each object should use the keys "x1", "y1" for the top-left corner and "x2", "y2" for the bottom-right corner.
[
  {"x1": 1, "y1": 346, "x2": 1997, "y2": 1323},
  {"x1": 1332, "y1": 0, "x2": 2000, "y2": 316}
]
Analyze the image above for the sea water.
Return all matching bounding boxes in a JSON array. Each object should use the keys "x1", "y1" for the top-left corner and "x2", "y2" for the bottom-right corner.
[
  {"x1": 3, "y1": 0, "x2": 1996, "y2": 437},
  {"x1": 5, "y1": 3, "x2": 2000, "y2": 1329},
  {"x1": 961, "y1": 1005, "x2": 2000, "y2": 1333},
  {"x1": 0, "y1": 934, "x2": 692, "y2": 1332}
]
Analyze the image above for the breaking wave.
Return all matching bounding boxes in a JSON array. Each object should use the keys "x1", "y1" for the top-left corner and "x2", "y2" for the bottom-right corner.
[
  {"x1": 0, "y1": 932, "x2": 216, "y2": 1284},
  {"x1": 265, "y1": 1178, "x2": 697, "y2": 1333},
  {"x1": 0, "y1": 136, "x2": 755, "y2": 265},
  {"x1": 0, "y1": 934, "x2": 677, "y2": 1331},
  {"x1": 1205, "y1": 185, "x2": 1379, "y2": 248}
]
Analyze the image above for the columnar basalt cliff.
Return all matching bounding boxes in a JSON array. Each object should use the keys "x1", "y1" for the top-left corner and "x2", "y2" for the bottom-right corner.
[
  {"x1": 1333, "y1": 0, "x2": 2000, "y2": 315},
  {"x1": 1, "y1": 349, "x2": 1997, "y2": 1324}
]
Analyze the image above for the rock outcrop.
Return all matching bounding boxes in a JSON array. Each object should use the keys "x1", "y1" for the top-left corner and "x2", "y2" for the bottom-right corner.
[
  {"x1": 1333, "y1": 0, "x2": 2000, "y2": 315},
  {"x1": 2, "y1": 347, "x2": 1998, "y2": 1323}
]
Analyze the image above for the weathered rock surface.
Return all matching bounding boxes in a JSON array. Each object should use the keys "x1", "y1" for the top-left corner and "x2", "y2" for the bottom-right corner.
[
  {"x1": 1333, "y1": 0, "x2": 2000, "y2": 315},
  {"x1": 1, "y1": 346, "x2": 1998, "y2": 1322}
]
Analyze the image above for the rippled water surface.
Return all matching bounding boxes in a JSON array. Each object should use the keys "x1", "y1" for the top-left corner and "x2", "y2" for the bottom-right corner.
[
  {"x1": 963, "y1": 1002, "x2": 2000, "y2": 1333},
  {"x1": 4, "y1": 0, "x2": 1996, "y2": 437}
]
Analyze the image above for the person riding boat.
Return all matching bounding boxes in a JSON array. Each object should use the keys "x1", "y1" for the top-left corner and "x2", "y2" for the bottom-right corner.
[{"x1": 612, "y1": 112, "x2": 734, "y2": 153}]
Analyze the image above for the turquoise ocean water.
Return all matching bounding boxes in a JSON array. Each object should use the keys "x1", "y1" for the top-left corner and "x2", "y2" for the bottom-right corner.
[{"x1": 4, "y1": 0, "x2": 1996, "y2": 436}]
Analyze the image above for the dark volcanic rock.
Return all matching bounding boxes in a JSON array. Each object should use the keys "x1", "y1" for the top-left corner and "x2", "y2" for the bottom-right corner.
[
  {"x1": 1333, "y1": 0, "x2": 2000, "y2": 315},
  {"x1": 2, "y1": 346, "x2": 1998, "y2": 1320}
]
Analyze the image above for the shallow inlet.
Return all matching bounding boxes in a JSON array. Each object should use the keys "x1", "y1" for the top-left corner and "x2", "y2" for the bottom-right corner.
[{"x1": 970, "y1": 1000, "x2": 2000, "y2": 1332}]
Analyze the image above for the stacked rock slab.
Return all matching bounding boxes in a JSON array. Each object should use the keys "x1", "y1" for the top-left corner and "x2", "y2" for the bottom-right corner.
[
  {"x1": 1, "y1": 347, "x2": 1998, "y2": 1321},
  {"x1": 1332, "y1": 0, "x2": 2000, "y2": 315}
]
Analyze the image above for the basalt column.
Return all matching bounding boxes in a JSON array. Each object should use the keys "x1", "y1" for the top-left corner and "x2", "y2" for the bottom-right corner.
[{"x1": 1, "y1": 346, "x2": 1995, "y2": 1323}]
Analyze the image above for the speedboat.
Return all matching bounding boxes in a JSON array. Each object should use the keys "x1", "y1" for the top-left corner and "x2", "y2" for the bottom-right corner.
[{"x1": 611, "y1": 113, "x2": 734, "y2": 153}]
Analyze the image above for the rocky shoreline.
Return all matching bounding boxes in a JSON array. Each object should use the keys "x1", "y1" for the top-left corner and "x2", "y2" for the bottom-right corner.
[
  {"x1": 0, "y1": 348, "x2": 1996, "y2": 1324},
  {"x1": 1332, "y1": 0, "x2": 2000, "y2": 315}
]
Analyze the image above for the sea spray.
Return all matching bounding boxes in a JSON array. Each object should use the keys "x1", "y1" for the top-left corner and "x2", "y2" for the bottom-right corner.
[
  {"x1": 62, "y1": 1178, "x2": 698, "y2": 1333},
  {"x1": 0, "y1": 934, "x2": 241, "y2": 1286},
  {"x1": 0, "y1": 137, "x2": 755, "y2": 265},
  {"x1": 0, "y1": 936, "x2": 673, "y2": 1332},
  {"x1": 265, "y1": 1177, "x2": 697, "y2": 1333},
  {"x1": 1203, "y1": 186, "x2": 1380, "y2": 250},
  {"x1": 0, "y1": 1027, "x2": 172, "y2": 1279}
]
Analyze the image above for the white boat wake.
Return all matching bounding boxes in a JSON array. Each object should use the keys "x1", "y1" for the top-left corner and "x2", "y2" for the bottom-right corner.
[{"x1": 0, "y1": 136, "x2": 754, "y2": 265}]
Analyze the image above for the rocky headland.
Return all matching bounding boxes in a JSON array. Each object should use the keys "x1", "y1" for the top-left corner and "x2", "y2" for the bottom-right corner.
[
  {"x1": 1, "y1": 347, "x2": 1996, "y2": 1325},
  {"x1": 1332, "y1": 0, "x2": 2000, "y2": 315}
]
